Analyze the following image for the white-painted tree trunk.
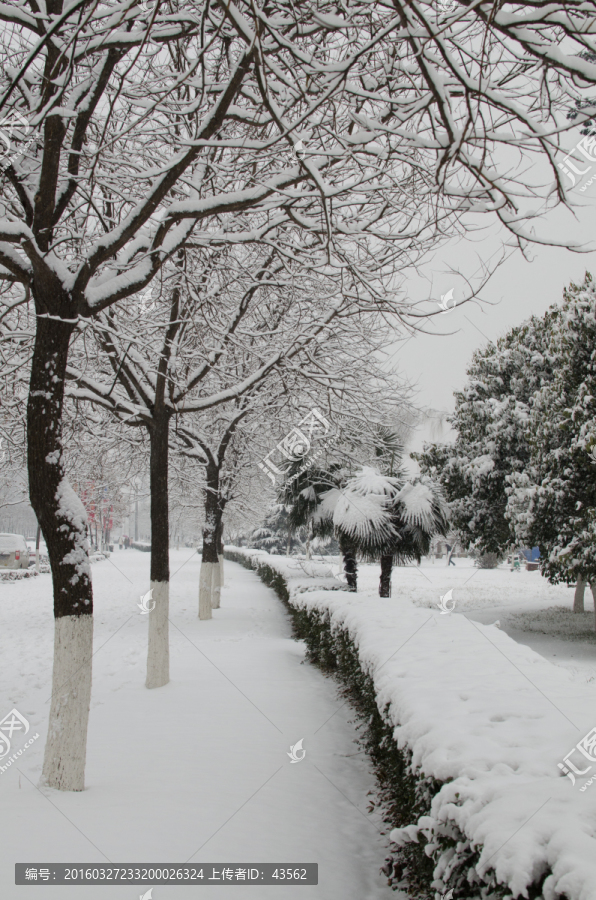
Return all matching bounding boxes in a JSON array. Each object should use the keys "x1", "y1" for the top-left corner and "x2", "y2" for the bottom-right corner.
[
  {"x1": 219, "y1": 553, "x2": 224, "y2": 587},
  {"x1": 199, "y1": 561, "x2": 214, "y2": 619},
  {"x1": 211, "y1": 559, "x2": 221, "y2": 609},
  {"x1": 41, "y1": 615, "x2": 93, "y2": 792},
  {"x1": 145, "y1": 581, "x2": 169, "y2": 689}
]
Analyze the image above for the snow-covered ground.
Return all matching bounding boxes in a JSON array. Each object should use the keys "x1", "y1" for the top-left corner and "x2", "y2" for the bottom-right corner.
[
  {"x1": 359, "y1": 558, "x2": 596, "y2": 685},
  {"x1": 297, "y1": 554, "x2": 596, "y2": 683},
  {"x1": 0, "y1": 550, "x2": 397, "y2": 900}
]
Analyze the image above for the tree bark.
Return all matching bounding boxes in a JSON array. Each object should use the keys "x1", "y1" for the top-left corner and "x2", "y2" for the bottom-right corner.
[
  {"x1": 217, "y1": 519, "x2": 224, "y2": 589},
  {"x1": 379, "y1": 555, "x2": 393, "y2": 597},
  {"x1": 211, "y1": 556, "x2": 222, "y2": 609},
  {"x1": 574, "y1": 574, "x2": 586, "y2": 614},
  {"x1": 146, "y1": 413, "x2": 170, "y2": 689},
  {"x1": 35, "y1": 523, "x2": 41, "y2": 572},
  {"x1": 339, "y1": 532, "x2": 358, "y2": 591},
  {"x1": 199, "y1": 465, "x2": 219, "y2": 619},
  {"x1": 28, "y1": 315, "x2": 93, "y2": 792}
]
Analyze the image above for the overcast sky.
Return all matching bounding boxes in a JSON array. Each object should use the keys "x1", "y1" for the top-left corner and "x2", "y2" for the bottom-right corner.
[{"x1": 390, "y1": 175, "x2": 596, "y2": 460}]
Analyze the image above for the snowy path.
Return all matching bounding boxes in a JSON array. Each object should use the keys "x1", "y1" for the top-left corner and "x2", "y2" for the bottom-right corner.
[{"x1": 0, "y1": 552, "x2": 397, "y2": 900}]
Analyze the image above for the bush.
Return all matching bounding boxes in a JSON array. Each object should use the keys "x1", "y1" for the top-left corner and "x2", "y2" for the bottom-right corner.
[{"x1": 476, "y1": 551, "x2": 500, "y2": 568}]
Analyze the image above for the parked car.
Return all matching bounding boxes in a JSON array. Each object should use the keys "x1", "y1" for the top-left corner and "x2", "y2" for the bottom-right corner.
[{"x1": 0, "y1": 534, "x2": 31, "y2": 569}]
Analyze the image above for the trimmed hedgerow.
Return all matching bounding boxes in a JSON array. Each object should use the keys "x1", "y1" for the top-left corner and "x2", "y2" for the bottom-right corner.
[{"x1": 224, "y1": 549, "x2": 550, "y2": 900}]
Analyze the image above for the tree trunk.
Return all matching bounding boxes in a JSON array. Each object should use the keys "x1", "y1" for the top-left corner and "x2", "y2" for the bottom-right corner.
[
  {"x1": 211, "y1": 557, "x2": 222, "y2": 609},
  {"x1": 574, "y1": 574, "x2": 586, "y2": 613},
  {"x1": 218, "y1": 523, "x2": 224, "y2": 589},
  {"x1": 35, "y1": 523, "x2": 41, "y2": 573},
  {"x1": 339, "y1": 532, "x2": 358, "y2": 591},
  {"x1": 28, "y1": 315, "x2": 93, "y2": 792},
  {"x1": 146, "y1": 413, "x2": 170, "y2": 689},
  {"x1": 199, "y1": 466, "x2": 219, "y2": 619},
  {"x1": 379, "y1": 555, "x2": 393, "y2": 597}
]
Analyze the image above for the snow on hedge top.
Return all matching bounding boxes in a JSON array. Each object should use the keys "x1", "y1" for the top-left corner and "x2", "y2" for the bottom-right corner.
[{"x1": 227, "y1": 547, "x2": 596, "y2": 900}]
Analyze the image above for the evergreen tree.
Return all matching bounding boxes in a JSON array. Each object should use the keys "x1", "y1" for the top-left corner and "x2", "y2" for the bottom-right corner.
[
  {"x1": 507, "y1": 274, "x2": 596, "y2": 615},
  {"x1": 250, "y1": 503, "x2": 294, "y2": 555},
  {"x1": 413, "y1": 313, "x2": 558, "y2": 555}
]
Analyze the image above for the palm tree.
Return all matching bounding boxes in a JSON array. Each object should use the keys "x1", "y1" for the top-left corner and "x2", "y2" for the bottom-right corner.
[
  {"x1": 282, "y1": 461, "x2": 362, "y2": 587},
  {"x1": 329, "y1": 465, "x2": 449, "y2": 597},
  {"x1": 282, "y1": 431, "x2": 448, "y2": 595}
]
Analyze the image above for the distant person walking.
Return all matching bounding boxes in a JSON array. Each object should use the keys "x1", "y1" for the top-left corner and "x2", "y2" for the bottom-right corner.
[{"x1": 446, "y1": 543, "x2": 456, "y2": 566}]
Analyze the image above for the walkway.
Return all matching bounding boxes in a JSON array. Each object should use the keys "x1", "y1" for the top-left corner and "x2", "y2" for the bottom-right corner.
[{"x1": 0, "y1": 551, "x2": 398, "y2": 899}]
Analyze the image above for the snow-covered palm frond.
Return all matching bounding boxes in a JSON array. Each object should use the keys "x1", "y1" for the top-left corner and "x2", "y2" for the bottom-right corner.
[
  {"x1": 395, "y1": 482, "x2": 436, "y2": 529},
  {"x1": 299, "y1": 485, "x2": 318, "y2": 503},
  {"x1": 333, "y1": 488, "x2": 395, "y2": 545},
  {"x1": 395, "y1": 480, "x2": 448, "y2": 532},
  {"x1": 345, "y1": 465, "x2": 402, "y2": 498},
  {"x1": 312, "y1": 488, "x2": 342, "y2": 525}
]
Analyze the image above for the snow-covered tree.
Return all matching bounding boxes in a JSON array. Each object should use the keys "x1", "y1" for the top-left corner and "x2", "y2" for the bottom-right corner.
[
  {"x1": 507, "y1": 274, "x2": 596, "y2": 618},
  {"x1": 316, "y1": 464, "x2": 448, "y2": 596},
  {"x1": 250, "y1": 503, "x2": 295, "y2": 555},
  {"x1": 413, "y1": 314, "x2": 558, "y2": 555}
]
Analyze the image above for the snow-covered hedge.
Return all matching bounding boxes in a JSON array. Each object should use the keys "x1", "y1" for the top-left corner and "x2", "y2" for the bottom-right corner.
[
  {"x1": 225, "y1": 546, "x2": 596, "y2": 900},
  {"x1": 0, "y1": 567, "x2": 45, "y2": 582}
]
